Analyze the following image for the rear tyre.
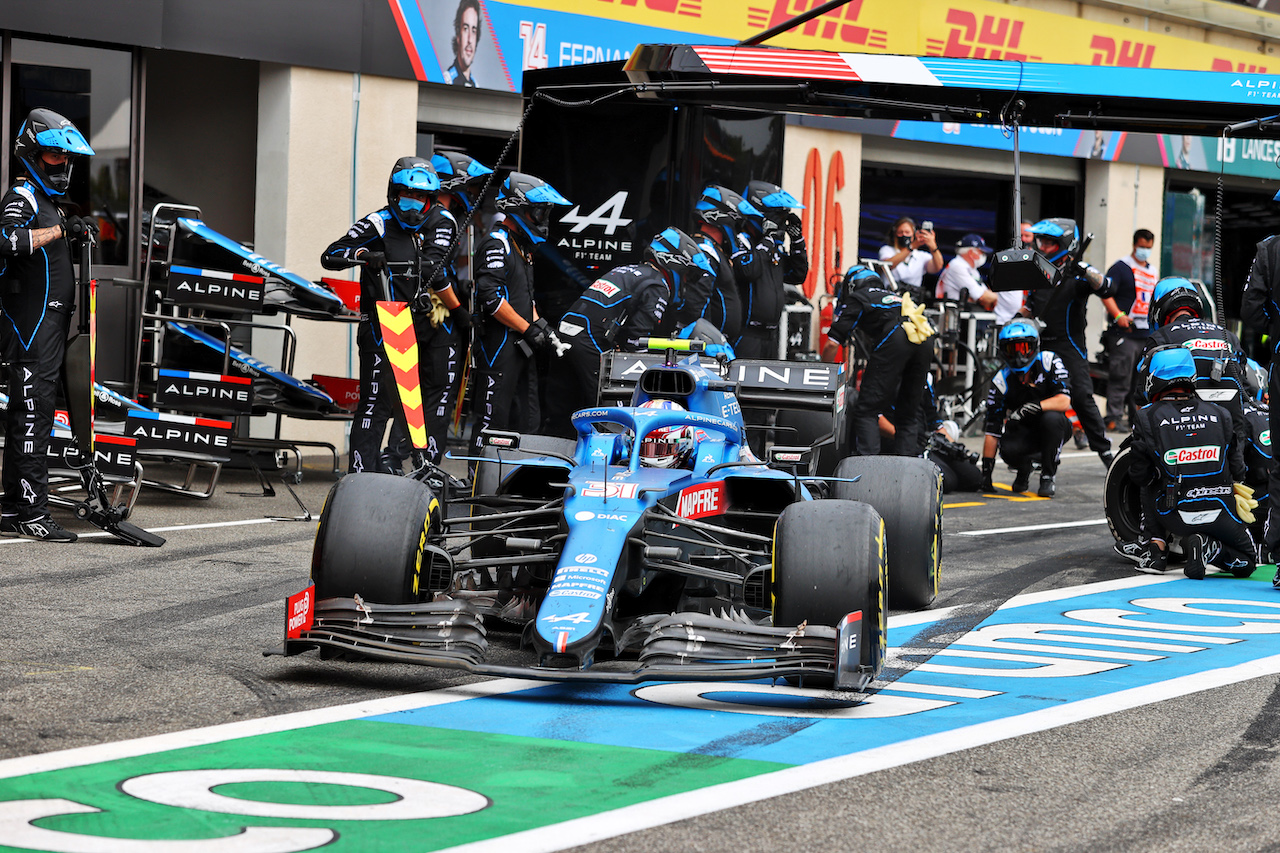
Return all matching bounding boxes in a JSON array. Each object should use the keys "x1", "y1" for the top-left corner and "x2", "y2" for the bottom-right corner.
[
  {"x1": 312, "y1": 473, "x2": 439, "y2": 603},
  {"x1": 834, "y1": 456, "x2": 943, "y2": 609},
  {"x1": 1103, "y1": 445, "x2": 1142, "y2": 545},
  {"x1": 773, "y1": 500, "x2": 887, "y2": 678}
]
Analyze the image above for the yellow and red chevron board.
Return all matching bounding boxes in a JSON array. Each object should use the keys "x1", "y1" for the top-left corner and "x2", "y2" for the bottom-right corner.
[{"x1": 376, "y1": 301, "x2": 427, "y2": 450}]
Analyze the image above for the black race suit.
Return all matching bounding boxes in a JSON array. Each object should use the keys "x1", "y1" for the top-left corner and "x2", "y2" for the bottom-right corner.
[
  {"x1": 1141, "y1": 315, "x2": 1249, "y2": 457},
  {"x1": 468, "y1": 222, "x2": 541, "y2": 463},
  {"x1": 0, "y1": 178, "x2": 75, "y2": 523},
  {"x1": 828, "y1": 281, "x2": 931, "y2": 456},
  {"x1": 322, "y1": 205, "x2": 456, "y2": 471},
  {"x1": 984, "y1": 351, "x2": 1074, "y2": 477},
  {"x1": 1026, "y1": 265, "x2": 1116, "y2": 454},
  {"x1": 1130, "y1": 395, "x2": 1254, "y2": 572},
  {"x1": 549, "y1": 263, "x2": 672, "y2": 434},
  {"x1": 736, "y1": 231, "x2": 807, "y2": 359},
  {"x1": 1242, "y1": 234, "x2": 1280, "y2": 553},
  {"x1": 693, "y1": 230, "x2": 752, "y2": 343}
]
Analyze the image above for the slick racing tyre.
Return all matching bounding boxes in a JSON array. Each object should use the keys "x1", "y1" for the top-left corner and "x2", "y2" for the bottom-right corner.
[
  {"x1": 834, "y1": 456, "x2": 943, "y2": 609},
  {"x1": 773, "y1": 500, "x2": 887, "y2": 677},
  {"x1": 471, "y1": 435, "x2": 577, "y2": 559},
  {"x1": 312, "y1": 473, "x2": 439, "y2": 603},
  {"x1": 1103, "y1": 445, "x2": 1142, "y2": 545}
]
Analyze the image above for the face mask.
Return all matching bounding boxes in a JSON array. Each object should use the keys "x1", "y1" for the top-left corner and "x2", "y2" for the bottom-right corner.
[
  {"x1": 398, "y1": 197, "x2": 426, "y2": 214},
  {"x1": 897, "y1": 234, "x2": 912, "y2": 248},
  {"x1": 1134, "y1": 246, "x2": 1151, "y2": 263},
  {"x1": 973, "y1": 253, "x2": 987, "y2": 269}
]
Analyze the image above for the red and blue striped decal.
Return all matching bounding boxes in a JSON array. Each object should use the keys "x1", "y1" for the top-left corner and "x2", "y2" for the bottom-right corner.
[
  {"x1": 127, "y1": 410, "x2": 233, "y2": 430},
  {"x1": 157, "y1": 368, "x2": 252, "y2": 385},
  {"x1": 169, "y1": 265, "x2": 264, "y2": 284}
]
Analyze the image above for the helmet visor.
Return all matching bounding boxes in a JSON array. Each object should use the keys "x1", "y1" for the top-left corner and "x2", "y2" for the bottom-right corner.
[{"x1": 1002, "y1": 339, "x2": 1036, "y2": 369}]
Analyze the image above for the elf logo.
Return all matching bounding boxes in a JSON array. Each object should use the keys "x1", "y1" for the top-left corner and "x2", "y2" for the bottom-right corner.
[
  {"x1": 1163, "y1": 445, "x2": 1221, "y2": 465},
  {"x1": 676, "y1": 481, "x2": 727, "y2": 519}
]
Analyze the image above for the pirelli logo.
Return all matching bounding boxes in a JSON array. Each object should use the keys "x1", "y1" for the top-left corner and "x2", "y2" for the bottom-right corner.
[{"x1": 1163, "y1": 445, "x2": 1221, "y2": 465}]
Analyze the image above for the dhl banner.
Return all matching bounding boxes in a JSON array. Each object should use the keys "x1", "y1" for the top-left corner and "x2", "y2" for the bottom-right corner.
[{"x1": 389, "y1": 0, "x2": 1272, "y2": 92}]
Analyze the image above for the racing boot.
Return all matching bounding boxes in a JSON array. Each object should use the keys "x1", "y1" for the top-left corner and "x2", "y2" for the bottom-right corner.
[
  {"x1": 0, "y1": 514, "x2": 77, "y2": 543},
  {"x1": 1099, "y1": 450, "x2": 1115, "y2": 469},
  {"x1": 1114, "y1": 540, "x2": 1168, "y2": 574},
  {"x1": 1037, "y1": 474, "x2": 1056, "y2": 498},
  {"x1": 1184, "y1": 534, "x2": 1214, "y2": 580},
  {"x1": 1011, "y1": 466, "x2": 1032, "y2": 494}
]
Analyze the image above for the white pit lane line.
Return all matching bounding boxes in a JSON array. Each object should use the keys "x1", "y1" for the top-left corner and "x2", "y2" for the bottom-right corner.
[{"x1": 955, "y1": 518, "x2": 1109, "y2": 536}]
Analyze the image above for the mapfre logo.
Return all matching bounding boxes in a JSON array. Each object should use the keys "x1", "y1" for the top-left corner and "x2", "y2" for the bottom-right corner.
[
  {"x1": 1163, "y1": 445, "x2": 1221, "y2": 465},
  {"x1": 676, "y1": 481, "x2": 727, "y2": 519}
]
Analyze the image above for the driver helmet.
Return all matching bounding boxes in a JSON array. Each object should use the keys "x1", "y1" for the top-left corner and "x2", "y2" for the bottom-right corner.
[
  {"x1": 430, "y1": 150, "x2": 493, "y2": 211},
  {"x1": 495, "y1": 171, "x2": 571, "y2": 244},
  {"x1": 997, "y1": 318, "x2": 1041, "y2": 373},
  {"x1": 14, "y1": 108, "x2": 95, "y2": 198},
  {"x1": 386, "y1": 156, "x2": 439, "y2": 230},
  {"x1": 639, "y1": 399, "x2": 694, "y2": 469},
  {"x1": 1028, "y1": 218, "x2": 1079, "y2": 265},
  {"x1": 1140, "y1": 344, "x2": 1198, "y2": 402},
  {"x1": 1150, "y1": 276, "x2": 1203, "y2": 329}
]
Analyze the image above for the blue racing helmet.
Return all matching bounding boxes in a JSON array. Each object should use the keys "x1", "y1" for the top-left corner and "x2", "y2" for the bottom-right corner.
[
  {"x1": 998, "y1": 319, "x2": 1041, "y2": 372},
  {"x1": 694, "y1": 185, "x2": 760, "y2": 230},
  {"x1": 496, "y1": 172, "x2": 572, "y2": 244},
  {"x1": 743, "y1": 180, "x2": 804, "y2": 232},
  {"x1": 1140, "y1": 344, "x2": 1198, "y2": 401},
  {"x1": 387, "y1": 156, "x2": 439, "y2": 230},
  {"x1": 841, "y1": 264, "x2": 882, "y2": 295},
  {"x1": 14, "y1": 108, "x2": 94, "y2": 197},
  {"x1": 1245, "y1": 357, "x2": 1268, "y2": 401},
  {"x1": 646, "y1": 226, "x2": 716, "y2": 301},
  {"x1": 1028, "y1": 218, "x2": 1079, "y2": 263},
  {"x1": 430, "y1": 151, "x2": 493, "y2": 211},
  {"x1": 1150, "y1": 276, "x2": 1203, "y2": 328}
]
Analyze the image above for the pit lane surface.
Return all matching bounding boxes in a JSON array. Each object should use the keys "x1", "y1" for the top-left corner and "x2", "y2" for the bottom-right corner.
[{"x1": 2, "y1": 449, "x2": 1279, "y2": 852}]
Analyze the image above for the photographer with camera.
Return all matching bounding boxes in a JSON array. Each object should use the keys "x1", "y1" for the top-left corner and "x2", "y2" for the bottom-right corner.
[{"x1": 879, "y1": 216, "x2": 943, "y2": 301}]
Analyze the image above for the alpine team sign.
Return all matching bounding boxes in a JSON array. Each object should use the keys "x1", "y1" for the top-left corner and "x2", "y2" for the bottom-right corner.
[{"x1": 166, "y1": 265, "x2": 265, "y2": 312}]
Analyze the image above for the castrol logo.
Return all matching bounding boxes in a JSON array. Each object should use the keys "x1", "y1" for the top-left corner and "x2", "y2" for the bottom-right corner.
[
  {"x1": 1186, "y1": 338, "x2": 1231, "y2": 352},
  {"x1": 1163, "y1": 445, "x2": 1221, "y2": 465}
]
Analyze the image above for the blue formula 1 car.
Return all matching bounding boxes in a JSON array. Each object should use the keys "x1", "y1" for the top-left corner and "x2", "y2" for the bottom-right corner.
[{"x1": 270, "y1": 340, "x2": 943, "y2": 691}]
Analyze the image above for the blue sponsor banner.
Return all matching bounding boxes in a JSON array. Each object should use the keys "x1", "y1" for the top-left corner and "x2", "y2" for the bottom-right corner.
[{"x1": 369, "y1": 576, "x2": 1280, "y2": 765}]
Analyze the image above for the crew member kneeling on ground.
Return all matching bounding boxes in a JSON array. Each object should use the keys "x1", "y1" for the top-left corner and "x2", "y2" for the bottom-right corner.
[
  {"x1": 549, "y1": 227, "x2": 715, "y2": 433},
  {"x1": 981, "y1": 319, "x2": 1072, "y2": 498},
  {"x1": 0, "y1": 108, "x2": 96, "y2": 542},
  {"x1": 1123, "y1": 346, "x2": 1258, "y2": 580},
  {"x1": 822, "y1": 264, "x2": 934, "y2": 457}
]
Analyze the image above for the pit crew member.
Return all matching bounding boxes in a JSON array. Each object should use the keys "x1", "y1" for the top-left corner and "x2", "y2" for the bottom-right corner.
[
  {"x1": 1123, "y1": 346, "x2": 1256, "y2": 580},
  {"x1": 691, "y1": 185, "x2": 760, "y2": 342},
  {"x1": 735, "y1": 181, "x2": 809, "y2": 359},
  {"x1": 822, "y1": 264, "x2": 933, "y2": 457},
  {"x1": 549, "y1": 227, "x2": 715, "y2": 433},
  {"x1": 980, "y1": 319, "x2": 1072, "y2": 498},
  {"x1": 466, "y1": 171, "x2": 572, "y2": 466},
  {"x1": 0, "y1": 108, "x2": 95, "y2": 542},
  {"x1": 1023, "y1": 218, "x2": 1121, "y2": 467}
]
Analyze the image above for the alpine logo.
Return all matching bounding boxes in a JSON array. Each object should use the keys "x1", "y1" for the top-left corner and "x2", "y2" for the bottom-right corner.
[
  {"x1": 562, "y1": 191, "x2": 632, "y2": 235},
  {"x1": 676, "y1": 481, "x2": 727, "y2": 520},
  {"x1": 1163, "y1": 445, "x2": 1221, "y2": 465}
]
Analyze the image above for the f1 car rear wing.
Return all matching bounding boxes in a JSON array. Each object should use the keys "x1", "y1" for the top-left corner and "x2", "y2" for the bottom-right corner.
[{"x1": 598, "y1": 351, "x2": 845, "y2": 414}]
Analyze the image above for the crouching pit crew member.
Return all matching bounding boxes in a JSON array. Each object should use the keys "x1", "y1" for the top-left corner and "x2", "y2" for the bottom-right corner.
[
  {"x1": 323, "y1": 157, "x2": 466, "y2": 472},
  {"x1": 981, "y1": 319, "x2": 1073, "y2": 498},
  {"x1": 466, "y1": 171, "x2": 572, "y2": 467},
  {"x1": 0, "y1": 108, "x2": 96, "y2": 542},
  {"x1": 1124, "y1": 346, "x2": 1258, "y2": 580},
  {"x1": 822, "y1": 264, "x2": 934, "y2": 457}
]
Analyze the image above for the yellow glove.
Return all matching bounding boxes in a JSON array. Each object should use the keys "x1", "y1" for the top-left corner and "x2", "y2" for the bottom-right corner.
[
  {"x1": 1234, "y1": 482, "x2": 1258, "y2": 525},
  {"x1": 899, "y1": 292, "x2": 936, "y2": 345},
  {"x1": 427, "y1": 290, "x2": 448, "y2": 328}
]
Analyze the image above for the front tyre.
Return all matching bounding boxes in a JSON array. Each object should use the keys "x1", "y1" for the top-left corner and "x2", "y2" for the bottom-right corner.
[{"x1": 312, "y1": 473, "x2": 439, "y2": 603}]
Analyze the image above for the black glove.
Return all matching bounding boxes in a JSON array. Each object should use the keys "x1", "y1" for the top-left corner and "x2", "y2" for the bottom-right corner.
[
  {"x1": 784, "y1": 212, "x2": 804, "y2": 243},
  {"x1": 450, "y1": 305, "x2": 472, "y2": 336},
  {"x1": 523, "y1": 317, "x2": 553, "y2": 352},
  {"x1": 981, "y1": 457, "x2": 996, "y2": 493},
  {"x1": 64, "y1": 215, "x2": 96, "y2": 244},
  {"x1": 762, "y1": 218, "x2": 782, "y2": 241},
  {"x1": 1007, "y1": 401, "x2": 1042, "y2": 423},
  {"x1": 358, "y1": 250, "x2": 386, "y2": 271}
]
